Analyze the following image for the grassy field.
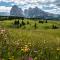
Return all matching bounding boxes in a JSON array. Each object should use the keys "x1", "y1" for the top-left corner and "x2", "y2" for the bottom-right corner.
[{"x1": 0, "y1": 19, "x2": 60, "y2": 60}]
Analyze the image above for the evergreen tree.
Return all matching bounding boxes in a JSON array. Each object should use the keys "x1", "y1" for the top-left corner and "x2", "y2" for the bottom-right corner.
[{"x1": 34, "y1": 23, "x2": 37, "y2": 29}]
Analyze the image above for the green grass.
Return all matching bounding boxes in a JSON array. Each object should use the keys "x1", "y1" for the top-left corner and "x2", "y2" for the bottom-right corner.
[
  {"x1": 0, "y1": 19, "x2": 60, "y2": 60},
  {"x1": 0, "y1": 20, "x2": 59, "y2": 29}
]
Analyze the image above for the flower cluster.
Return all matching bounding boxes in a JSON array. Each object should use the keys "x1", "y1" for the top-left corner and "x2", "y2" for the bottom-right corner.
[{"x1": 21, "y1": 45, "x2": 30, "y2": 53}]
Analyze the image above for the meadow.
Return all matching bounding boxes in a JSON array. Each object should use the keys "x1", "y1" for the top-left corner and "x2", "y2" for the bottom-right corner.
[{"x1": 0, "y1": 19, "x2": 60, "y2": 60}]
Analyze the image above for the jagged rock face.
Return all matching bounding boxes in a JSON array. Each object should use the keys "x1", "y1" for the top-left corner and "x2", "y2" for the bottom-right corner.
[
  {"x1": 10, "y1": 5, "x2": 60, "y2": 19},
  {"x1": 24, "y1": 9, "x2": 28, "y2": 18},
  {"x1": 10, "y1": 5, "x2": 24, "y2": 17},
  {"x1": 24, "y1": 7, "x2": 48, "y2": 18},
  {"x1": 24, "y1": 7, "x2": 60, "y2": 19}
]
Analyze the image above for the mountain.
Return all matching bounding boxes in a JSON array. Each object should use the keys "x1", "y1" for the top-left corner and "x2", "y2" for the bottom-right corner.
[
  {"x1": 10, "y1": 5, "x2": 60, "y2": 20},
  {"x1": 10, "y1": 5, "x2": 24, "y2": 17},
  {"x1": 24, "y1": 9, "x2": 28, "y2": 18},
  {"x1": 24, "y1": 7, "x2": 60, "y2": 20}
]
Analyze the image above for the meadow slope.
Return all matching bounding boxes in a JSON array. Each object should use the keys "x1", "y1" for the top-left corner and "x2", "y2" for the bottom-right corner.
[{"x1": 0, "y1": 19, "x2": 60, "y2": 60}]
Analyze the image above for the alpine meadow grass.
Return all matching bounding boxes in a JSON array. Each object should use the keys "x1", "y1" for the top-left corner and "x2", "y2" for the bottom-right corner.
[{"x1": 0, "y1": 19, "x2": 60, "y2": 60}]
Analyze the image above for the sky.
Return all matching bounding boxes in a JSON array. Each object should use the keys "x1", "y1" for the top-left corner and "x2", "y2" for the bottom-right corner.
[{"x1": 0, "y1": 0, "x2": 60, "y2": 14}]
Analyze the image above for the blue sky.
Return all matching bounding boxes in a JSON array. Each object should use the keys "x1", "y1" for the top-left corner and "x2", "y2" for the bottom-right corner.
[{"x1": 0, "y1": 0, "x2": 60, "y2": 14}]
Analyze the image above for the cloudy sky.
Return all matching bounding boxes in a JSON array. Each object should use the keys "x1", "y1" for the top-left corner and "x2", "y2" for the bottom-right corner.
[{"x1": 0, "y1": 0, "x2": 60, "y2": 14}]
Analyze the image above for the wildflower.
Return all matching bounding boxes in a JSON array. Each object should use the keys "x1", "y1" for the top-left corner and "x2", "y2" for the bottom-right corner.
[
  {"x1": 44, "y1": 40, "x2": 46, "y2": 44},
  {"x1": 34, "y1": 57, "x2": 37, "y2": 60},
  {"x1": 1, "y1": 29, "x2": 5, "y2": 32},
  {"x1": 28, "y1": 57, "x2": 33, "y2": 60},
  {"x1": 24, "y1": 47, "x2": 30, "y2": 52},
  {"x1": 25, "y1": 45, "x2": 28, "y2": 47},
  {"x1": 28, "y1": 43, "x2": 31, "y2": 45},
  {"x1": 21, "y1": 45, "x2": 30, "y2": 52},
  {"x1": 0, "y1": 29, "x2": 5, "y2": 34},
  {"x1": 34, "y1": 50, "x2": 38, "y2": 53},
  {"x1": 28, "y1": 43, "x2": 32, "y2": 47},
  {"x1": 57, "y1": 48, "x2": 60, "y2": 51},
  {"x1": 16, "y1": 42, "x2": 19, "y2": 46}
]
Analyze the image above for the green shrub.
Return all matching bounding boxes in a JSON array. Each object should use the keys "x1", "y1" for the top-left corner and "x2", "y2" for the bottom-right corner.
[
  {"x1": 52, "y1": 25, "x2": 58, "y2": 29},
  {"x1": 14, "y1": 20, "x2": 19, "y2": 25},
  {"x1": 38, "y1": 20, "x2": 44, "y2": 24},
  {"x1": 34, "y1": 23, "x2": 37, "y2": 29},
  {"x1": 21, "y1": 20, "x2": 25, "y2": 26},
  {"x1": 27, "y1": 21, "x2": 29, "y2": 24},
  {"x1": 45, "y1": 20, "x2": 48, "y2": 23},
  {"x1": 20, "y1": 23, "x2": 22, "y2": 27}
]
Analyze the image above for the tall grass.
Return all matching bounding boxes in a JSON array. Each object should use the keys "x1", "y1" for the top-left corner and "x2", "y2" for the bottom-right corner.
[{"x1": 0, "y1": 20, "x2": 60, "y2": 60}]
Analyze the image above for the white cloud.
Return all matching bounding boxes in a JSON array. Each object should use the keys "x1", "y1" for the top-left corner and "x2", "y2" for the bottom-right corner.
[
  {"x1": 0, "y1": 0, "x2": 55, "y2": 4},
  {"x1": 44, "y1": 7, "x2": 60, "y2": 14},
  {"x1": 0, "y1": 0, "x2": 60, "y2": 14},
  {"x1": 0, "y1": 6, "x2": 11, "y2": 12}
]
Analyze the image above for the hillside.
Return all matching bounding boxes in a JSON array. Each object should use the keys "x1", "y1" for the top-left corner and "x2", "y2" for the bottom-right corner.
[{"x1": 0, "y1": 19, "x2": 60, "y2": 60}]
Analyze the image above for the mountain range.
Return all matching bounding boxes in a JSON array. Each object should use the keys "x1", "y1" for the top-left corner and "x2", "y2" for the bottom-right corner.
[
  {"x1": 1, "y1": 5, "x2": 60, "y2": 20},
  {"x1": 10, "y1": 5, "x2": 60, "y2": 20}
]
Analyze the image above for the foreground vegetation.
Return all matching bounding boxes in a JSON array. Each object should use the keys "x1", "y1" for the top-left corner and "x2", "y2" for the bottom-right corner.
[{"x1": 0, "y1": 19, "x2": 60, "y2": 60}]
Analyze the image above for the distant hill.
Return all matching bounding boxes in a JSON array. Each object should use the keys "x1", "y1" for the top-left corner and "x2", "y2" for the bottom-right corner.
[{"x1": 0, "y1": 12, "x2": 9, "y2": 16}]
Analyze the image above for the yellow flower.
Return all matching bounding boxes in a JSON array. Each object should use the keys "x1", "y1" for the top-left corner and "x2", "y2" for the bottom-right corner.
[
  {"x1": 21, "y1": 45, "x2": 30, "y2": 52},
  {"x1": 24, "y1": 47, "x2": 30, "y2": 52}
]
